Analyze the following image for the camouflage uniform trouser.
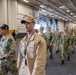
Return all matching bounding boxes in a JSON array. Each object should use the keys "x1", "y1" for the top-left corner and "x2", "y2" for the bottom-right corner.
[
  {"x1": 71, "y1": 41, "x2": 76, "y2": 52},
  {"x1": 56, "y1": 40, "x2": 60, "y2": 50},
  {"x1": 73, "y1": 41, "x2": 76, "y2": 48},
  {"x1": 0, "y1": 60, "x2": 18, "y2": 75},
  {"x1": 47, "y1": 45, "x2": 53, "y2": 55},
  {"x1": 73, "y1": 41, "x2": 76, "y2": 51},
  {"x1": 61, "y1": 44, "x2": 70, "y2": 60}
]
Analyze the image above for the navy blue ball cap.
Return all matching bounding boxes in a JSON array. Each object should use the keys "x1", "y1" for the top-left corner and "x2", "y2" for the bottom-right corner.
[
  {"x1": 21, "y1": 20, "x2": 26, "y2": 24},
  {"x1": 0, "y1": 24, "x2": 9, "y2": 30}
]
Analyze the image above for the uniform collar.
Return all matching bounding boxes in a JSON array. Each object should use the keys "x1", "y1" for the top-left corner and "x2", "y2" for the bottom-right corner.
[
  {"x1": 26, "y1": 32, "x2": 36, "y2": 41},
  {"x1": 2, "y1": 34, "x2": 9, "y2": 39}
]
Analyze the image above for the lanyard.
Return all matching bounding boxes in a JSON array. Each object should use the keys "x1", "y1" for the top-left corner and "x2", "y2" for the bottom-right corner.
[
  {"x1": 24, "y1": 34, "x2": 34, "y2": 65},
  {"x1": 24, "y1": 34, "x2": 33, "y2": 54}
]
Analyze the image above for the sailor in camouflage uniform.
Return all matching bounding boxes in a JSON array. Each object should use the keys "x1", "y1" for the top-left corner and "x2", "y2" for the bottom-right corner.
[
  {"x1": 45, "y1": 26, "x2": 53, "y2": 59},
  {"x1": 39, "y1": 27, "x2": 47, "y2": 42},
  {"x1": 54, "y1": 28, "x2": 60, "y2": 53},
  {"x1": 73, "y1": 29, "x2": 76, "y2": 53},
  {"x1": 60, "y1": 28, "x2": 70, "y2": 65},
  {"x1": 0, "y1": 24, "x2": 18, "y2": 75},
  {"x1": 68, "y1": 29, "x2": 75, "y2": 54}
]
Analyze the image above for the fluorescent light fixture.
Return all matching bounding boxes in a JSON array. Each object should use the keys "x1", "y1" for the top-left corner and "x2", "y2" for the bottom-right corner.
[
  {"x1": 41, "y1": 9, "x2": 46, "y2": 12},
  {"x1": 59, "y1": 6, "x2": 65, "y2": 8},
  {"x1": 55, "y1": 15, "x2": 58, "y2": 17},
  {"x1": 71, "y1": 13, "x2": 73, "y2": 15},
  {"x1": 66, "y1": 10, "x2": 69, "y2": 12},
  {"x1": 59, "y1": 17, "x2": 61, "y2": 18},
  {"x1": 40, "y1": 5, "x2": 46, "y2": 8},
  {"x1": 47, "y1": 7, "x2": 53, "y2": 12},
  {"x1": 74, "y1": 15, "x2": 76, "y2": 17},
  {"x1": 23, "y1": 0, "x2": 29, "y2": 3}
]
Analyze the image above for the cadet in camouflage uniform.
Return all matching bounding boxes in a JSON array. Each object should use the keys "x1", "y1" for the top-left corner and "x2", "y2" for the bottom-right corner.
[
  {"x1": 45, "y1": 26, "x2": 53, "y2": 59},
  {"x1": 0, "y1": 24, "x2": 18, "y2": 75},
  {"x1": 68, "y1": 29, "x2": 75, "y2": 54},
  {"x1": 54, "y1": 28, "x2": 60, "y2": 53},
  {"x1": 74, "y1": 29, "x2": 76, "y2": 47},
  {"x1": 60, "y1": 28, "x2": 70, "y2": 65},
  {"x1": 72, "y1": 29, "x2": 76, "y2": 53},
  {"x1": 39, "y1": 27, "x2": 47, "y2": 41}
]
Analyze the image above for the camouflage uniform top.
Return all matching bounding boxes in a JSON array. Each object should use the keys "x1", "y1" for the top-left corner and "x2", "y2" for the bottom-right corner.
[
  {"x1": 0, "y1": 34, "x2": 16, "y2": 68},
  {"x1": 55, "y1": 31, "x2": 60, "y2": 40},
  {"x1": 74, "y1": 29, "x2": 76, "y2": 35},
  {"x1": 73, "y1": 30, "x2": 76, "y2": 41},
  {"x1": 60, "y1": 33, "x2": 70, "y2": 45},
  {"x1": 73, "y1": 30, "x2": 76, "y2": 46},
  {"x1": 53, "y1": 31, "x2": 60, "y2": 43},
  {"x1": 45, "y1": 32, "x2": 53, "y2": 45},
  {"x1": 39, "y1": 33, "x2": 47, "y2": 42}
]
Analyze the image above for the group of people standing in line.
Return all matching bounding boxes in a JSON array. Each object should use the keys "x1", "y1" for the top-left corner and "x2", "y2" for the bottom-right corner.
[{"x1": 0, "y1": 15, "x2": 76, "y2": 75}]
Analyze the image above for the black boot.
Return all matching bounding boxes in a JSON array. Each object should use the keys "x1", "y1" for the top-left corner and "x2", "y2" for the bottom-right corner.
[
  {"x1": 72, "y1": 51, "x2": 74, "y2": 54},
  {"x1": 49, "y1": 55, "x2": 52, "y2": 59},
  {"x1": 68, "y1": 56, "x2": 70, "y2": 61},
  {"x1": 56, "y1": 50, "x2": 59, "y2": 54},
  {"x1": 61, "y1": 60, "x2": 64, "y2": 65}
]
